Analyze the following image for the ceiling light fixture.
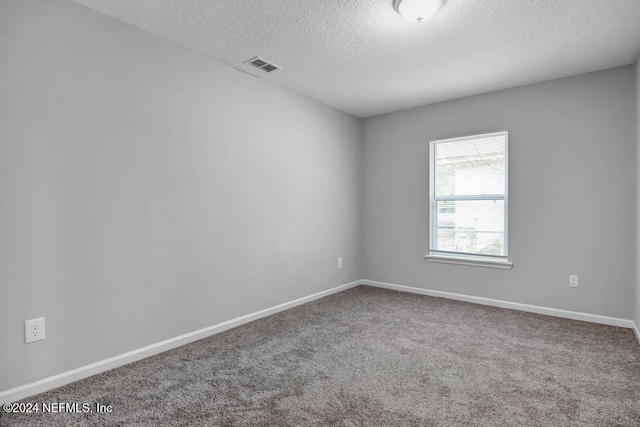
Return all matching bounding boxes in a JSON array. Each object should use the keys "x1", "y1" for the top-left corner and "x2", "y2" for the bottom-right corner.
[{"x1": 393, "y1": 0, "x2": 446, "y2": 23}]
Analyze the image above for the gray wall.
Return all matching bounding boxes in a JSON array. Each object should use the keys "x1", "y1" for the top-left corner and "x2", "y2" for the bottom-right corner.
[
  {"x1": 0, "y1": 0, "x2": 361, "y2": 391},
  {"x1": 362, "y1": 66, "x2": 636, "y2": 319},
  {"x1": 636, "y1": 56, "x2": 640, "y2": 329}
]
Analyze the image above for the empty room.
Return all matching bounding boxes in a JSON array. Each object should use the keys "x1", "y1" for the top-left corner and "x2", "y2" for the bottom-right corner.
[{"x1": 1, "y1": 0, "x2": 640, "y2": 425}]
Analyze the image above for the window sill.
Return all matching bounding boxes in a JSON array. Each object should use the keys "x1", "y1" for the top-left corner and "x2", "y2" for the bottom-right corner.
[{"x1": 425, "y1": 254, "x2": 513, "y2": 270}]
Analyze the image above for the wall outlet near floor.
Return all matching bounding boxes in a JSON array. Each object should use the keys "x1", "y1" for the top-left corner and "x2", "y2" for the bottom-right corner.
[
  {"x1": 338, "y1": 257, "x2": 343, "y2": 269},
  {"x1": 25, "y1": 317, "x2": 45, "y2": 343},
  {"x1": 569, "y1": 275, "x2": 579, "y2": 288}
]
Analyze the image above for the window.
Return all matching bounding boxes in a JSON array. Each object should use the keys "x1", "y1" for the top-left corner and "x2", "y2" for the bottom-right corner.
[{"x1": 427, "y1": 130, "x2": 512, "y2": 269}]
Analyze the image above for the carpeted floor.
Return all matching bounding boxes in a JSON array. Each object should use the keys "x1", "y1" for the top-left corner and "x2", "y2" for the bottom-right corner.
[{"x1": 2, "y1": 285, "x2": 640, "y2": 426}]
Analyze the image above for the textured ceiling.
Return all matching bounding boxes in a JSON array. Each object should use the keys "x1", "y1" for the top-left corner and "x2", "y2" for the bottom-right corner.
[{"x1": 70, "y1": 0, "x2": 640, "y2": 118}]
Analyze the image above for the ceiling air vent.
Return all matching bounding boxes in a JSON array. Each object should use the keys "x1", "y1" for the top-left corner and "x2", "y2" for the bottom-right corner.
[{"x1": 245, "y1": 57, "x2": 281, "y2": 73}]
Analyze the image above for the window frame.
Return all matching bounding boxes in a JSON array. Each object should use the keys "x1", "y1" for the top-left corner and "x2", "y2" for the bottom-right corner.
[{"x1": 426, "y1": 130, "x2": 512, "y2": 269}]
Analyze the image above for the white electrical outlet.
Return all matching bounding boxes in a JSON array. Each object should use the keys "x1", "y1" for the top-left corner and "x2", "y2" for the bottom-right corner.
[
  {"x1": 569, "y1": 275, "x2": 579, "y2": 288},
  {"x1": 338, "y1": 257, "x2": 343, "y2": 269},
  {"x1": 25, "y1": 317, "x2": 45, "y2": 343}
]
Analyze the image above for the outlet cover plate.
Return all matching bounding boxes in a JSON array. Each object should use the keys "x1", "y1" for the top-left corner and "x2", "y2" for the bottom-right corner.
[
  {"x1": 569, "y1": 275, "x2": 579, "y2": 288},
  {"x1": 25, "y1": 317, "x2": 45, "y2": 343}
]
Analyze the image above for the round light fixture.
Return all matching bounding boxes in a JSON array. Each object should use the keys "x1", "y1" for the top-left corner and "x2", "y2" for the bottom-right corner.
[{"x1": 393, "y1": 0, "x2": 446, "y2": 23}]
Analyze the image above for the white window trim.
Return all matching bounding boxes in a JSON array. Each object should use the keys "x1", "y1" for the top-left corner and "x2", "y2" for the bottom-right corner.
[
  {"x1": 427, "y1": 130, "x2": 511, "y2": 268},
  {"x1": 425, "y1": 253, "x2": 513, "y2": 269}
]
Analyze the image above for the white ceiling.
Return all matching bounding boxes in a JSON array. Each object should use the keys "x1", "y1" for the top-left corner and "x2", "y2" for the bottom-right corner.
[{"x1": 71, "y1": 0, "x2": 640, "y2": 118}]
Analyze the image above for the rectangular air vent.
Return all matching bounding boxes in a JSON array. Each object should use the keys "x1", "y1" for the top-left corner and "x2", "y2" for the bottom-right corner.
[{"x1": 245, "y1": 57, "x2": 281, "y2": 73}]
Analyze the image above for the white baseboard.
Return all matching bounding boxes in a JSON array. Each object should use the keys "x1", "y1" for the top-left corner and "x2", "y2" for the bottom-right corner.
[
  {"x1": 362, "y1": 279, "x2": 636, "y2": 330},
  {"x1": 0, "y1": 280, "x2": 361, "y2": 404},
  {"x1": 3, "y1": 278, "x2": 637, "y2": 404},
  {"x1": 633, "y1": 322, "x2": 640, "y2": 345}
]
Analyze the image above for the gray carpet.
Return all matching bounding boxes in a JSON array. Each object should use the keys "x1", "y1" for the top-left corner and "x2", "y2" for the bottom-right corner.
[{"x1": 2, "y1": 285, "x2": 640, "y2": 426}]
